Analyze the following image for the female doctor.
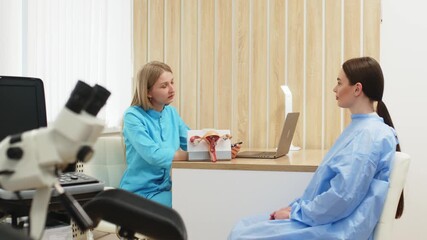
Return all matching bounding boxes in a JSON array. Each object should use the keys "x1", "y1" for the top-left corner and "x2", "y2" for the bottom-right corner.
[
  {"x1": 120, "y1": 61, "x2": 240, "y2": 208},
  {"x1": 228, "y1": 56, "x2": 402, "y2": 240}
]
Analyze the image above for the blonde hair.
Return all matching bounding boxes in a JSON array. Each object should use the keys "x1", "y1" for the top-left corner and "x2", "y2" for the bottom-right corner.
[{"x1": 131, "y1": 61, "x2": 173, "y2": 110}]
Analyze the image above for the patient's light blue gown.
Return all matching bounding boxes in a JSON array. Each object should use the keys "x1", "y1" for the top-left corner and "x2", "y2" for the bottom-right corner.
[{"x1": 229, "y1": 113, "x2": 398, "y2": 240}]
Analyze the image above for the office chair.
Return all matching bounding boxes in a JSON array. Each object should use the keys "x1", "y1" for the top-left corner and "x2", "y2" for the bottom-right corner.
[
  {"x1": 373, "y1": 152, "x2": 410, "y2": 240},
  {"x1": 0, "y1": 188, "x2": 188, "y2": 240},
  {"x1": 83, "y1": 188, "x2": 187, "y2": 240}
]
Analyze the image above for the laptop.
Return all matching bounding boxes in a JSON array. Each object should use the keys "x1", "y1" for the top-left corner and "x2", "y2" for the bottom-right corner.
[{"x1": 237, "y1": 112, "x2": 299, "y2": 159}]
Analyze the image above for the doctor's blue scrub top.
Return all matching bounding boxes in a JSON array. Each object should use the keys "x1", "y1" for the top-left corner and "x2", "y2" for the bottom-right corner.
[
  {"x1": 229, "y1": 113, "x2": 398, "y2": 240},
  {"x1": 120, "y1": 105, "x2": 189, "y2": 206}
]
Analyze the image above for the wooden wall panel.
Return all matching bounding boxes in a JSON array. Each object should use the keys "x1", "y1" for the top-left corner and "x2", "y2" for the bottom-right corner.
[
  {"x1": 165, "y1": 0, "x2": 181, "y2": 110},
  {"x1": 133, "y1": 0, "x2": 381, "y2": 150},
  {"x1": 133, "y1": 0, "x2": 147, "y2": 80},
  {"x1": 251, "y1": 0, "x2": 268, "y2": 147},
  {"x1": 306, "y1": 0, "x2": 323, "y2": 149},
  {"x1": 363, "y1": 0, "x2": 381, "y2": 60},
  {"x1": 199, "y1": 0, "x2": 215, "y2": 128},
  {"x1": 216, "y1": 0, "x2": 232, "y2": 130},
  {"x1": 181, "y1": 0, "x2": 197, "y2": 128},
  {"x1": 148, "y1": 0, "x2": 164, "y2": 61},
  {"x1": 287, "y1": 0, "x2": 304, "y2": 147},
  {"x1": 234, "y1": 0, "x2": 250, "y2": 146},
  {"x1": 343, "y1": 0, "x2": 361, "y2": 126},
  {"x1": 324, "y1": 0, "x2": 342, "y2": 147},
  {"x1": 268, "y1": 0, "x2": 286, "y2": 148}
]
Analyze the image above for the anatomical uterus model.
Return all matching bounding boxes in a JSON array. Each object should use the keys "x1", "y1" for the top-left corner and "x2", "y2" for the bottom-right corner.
[{"x1": 190, "y1": 130, "x2": 232, "y2": 162}]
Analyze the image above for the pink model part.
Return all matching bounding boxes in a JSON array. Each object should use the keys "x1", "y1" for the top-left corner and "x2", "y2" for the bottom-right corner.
[{"x1": 190, "y1": 131, "x2": 232, "y2": 162}]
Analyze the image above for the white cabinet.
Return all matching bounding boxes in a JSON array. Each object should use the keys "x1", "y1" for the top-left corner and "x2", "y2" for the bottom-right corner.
[{"x1": 172, "y1": 169, "x2": 313, "y2": 240}]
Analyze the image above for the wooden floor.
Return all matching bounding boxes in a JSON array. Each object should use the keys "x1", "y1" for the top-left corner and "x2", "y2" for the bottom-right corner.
[
  {"x1": 91, "y1": 230, "x2": 148, "y2": 240},
  {"x1": 92, "y1": 231, "x2": 119, "y2": 240}
]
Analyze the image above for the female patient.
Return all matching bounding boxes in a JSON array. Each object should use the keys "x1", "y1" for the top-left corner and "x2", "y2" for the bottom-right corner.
[
  {"x1": 229, "y1": 57, "x2": 401, "y2": 240},
  {"x1": 120, "y1": 61, "x2": 240, "y2": 208}
]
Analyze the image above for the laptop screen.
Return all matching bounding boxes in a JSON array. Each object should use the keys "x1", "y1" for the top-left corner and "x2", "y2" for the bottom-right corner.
[
  {"x1": 236, "y1": 112, "x2": 299, "y2": 158},
  {"x1": 276, "y1": 112, "x2": 299, "y2": 156}
]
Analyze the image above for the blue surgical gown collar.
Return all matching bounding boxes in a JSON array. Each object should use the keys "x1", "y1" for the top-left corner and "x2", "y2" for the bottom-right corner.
[{"x1": 351, "y1": 112, "x2": 381, "y2": 121}]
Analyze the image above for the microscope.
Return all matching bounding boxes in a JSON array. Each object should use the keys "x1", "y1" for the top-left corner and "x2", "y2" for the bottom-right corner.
[{"x1": 0, "y1": 80, "x2": 110, "y2": 239}]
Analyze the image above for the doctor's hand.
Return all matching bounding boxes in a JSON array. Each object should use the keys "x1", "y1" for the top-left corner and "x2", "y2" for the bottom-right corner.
[
  {"x1": 231, "y1": 144, "x2": 241, "y2": 159},
  {"x1": 270, "y1": 206, "x2": 292, "y2": 220},
  {"x1": 173, "y1": 150, "x2": 188, "y2": 161}
]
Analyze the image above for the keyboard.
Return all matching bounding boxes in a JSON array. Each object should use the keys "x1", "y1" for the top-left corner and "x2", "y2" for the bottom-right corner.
[
  {"x1": 237, "y1": 151, "x2": 279, "y2": 159},
  {"x1": 58, "y1": 172, "x2": 99, "y2": 187}
]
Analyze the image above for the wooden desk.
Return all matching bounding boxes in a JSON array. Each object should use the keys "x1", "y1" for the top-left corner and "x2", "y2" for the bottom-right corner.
[
  {"x1": 172, "y1": 149, "x2": 325, "y2": 240},
  {"x1": 173, "y1": 149, "x2": 325, "y2": 171}
]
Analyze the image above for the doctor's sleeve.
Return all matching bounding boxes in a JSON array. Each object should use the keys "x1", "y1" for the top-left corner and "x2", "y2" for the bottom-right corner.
[
  {"x1": 123, "y1": 112, "x2": 176, "y2": 168},
  {"x1": 177, "y1": 115, "x2": 190, "y2": 151}
]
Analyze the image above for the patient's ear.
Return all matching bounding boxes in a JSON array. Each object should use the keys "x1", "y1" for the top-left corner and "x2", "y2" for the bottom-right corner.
[{"x1": 354, "y1": 82, "x2": 363, "y2": 96}]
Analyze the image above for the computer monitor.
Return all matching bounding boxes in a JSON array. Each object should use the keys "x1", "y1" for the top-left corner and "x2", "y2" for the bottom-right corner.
[{"x1": 0, "y1": 76, "x2": 47, "y2": 142}]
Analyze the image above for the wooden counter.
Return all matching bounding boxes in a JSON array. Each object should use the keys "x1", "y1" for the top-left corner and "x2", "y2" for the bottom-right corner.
[{"x1": 172, "y1": 149, "x2": 326, "y2": 172}]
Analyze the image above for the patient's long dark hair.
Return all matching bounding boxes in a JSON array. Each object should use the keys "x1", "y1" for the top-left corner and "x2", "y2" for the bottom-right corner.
[{"x1": 342, "y1": 56, "x2": 404, "y2": 219}]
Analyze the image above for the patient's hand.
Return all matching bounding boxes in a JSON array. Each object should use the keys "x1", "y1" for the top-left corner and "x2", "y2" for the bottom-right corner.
[
  {"x1": 270, "y1": 206, "x2": 292, "y2": 220},
  {"x1": 231, "y1": 144, "x2": 241, "y2": 159}
]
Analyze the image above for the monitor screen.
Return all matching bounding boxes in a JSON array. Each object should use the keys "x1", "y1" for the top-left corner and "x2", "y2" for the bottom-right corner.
[{"x1": 0, "y1": 76, "x2": 47, "y2": 142}]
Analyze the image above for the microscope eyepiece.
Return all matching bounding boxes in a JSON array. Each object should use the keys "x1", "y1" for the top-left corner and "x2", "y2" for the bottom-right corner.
[
  {"x1": 66, "y1": 81, "x2": 93, "y2": 113},
  {"x1": 83, "y1": 85, "x2": 111, "y2": 116}
]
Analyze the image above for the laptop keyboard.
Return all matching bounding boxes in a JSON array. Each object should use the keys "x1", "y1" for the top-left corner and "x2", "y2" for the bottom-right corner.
[
  {"x1": 237, "y1": 151, "x2": 277, "y2": 158},
  {"x1": 255, "y1": 152, "x2": 276, "y2": 158}
]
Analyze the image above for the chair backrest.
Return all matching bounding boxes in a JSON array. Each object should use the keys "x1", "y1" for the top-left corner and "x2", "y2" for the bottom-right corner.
[
  {"x1": 373, "y1": 151, "x2": 411, "y2": 240},
  {"x1": 84, "y1": 135, "x2": 127, "y2": 188}
]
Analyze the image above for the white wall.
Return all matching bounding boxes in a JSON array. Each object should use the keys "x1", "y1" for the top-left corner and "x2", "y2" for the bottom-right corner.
[
  {"x1": 0, "y1": 0, "x2": 22, "y2": 75},
  {"x1": 381, "y1": 0, "x2": 427, "y2": 239},
  {"x1": 0, "y1": 0, "x2": 132, "y2": 128}
]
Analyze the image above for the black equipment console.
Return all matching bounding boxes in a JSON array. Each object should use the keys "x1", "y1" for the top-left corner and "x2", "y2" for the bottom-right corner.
[{"x1": 58, "y1": 172, "x2": 99, "y2": 187}]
